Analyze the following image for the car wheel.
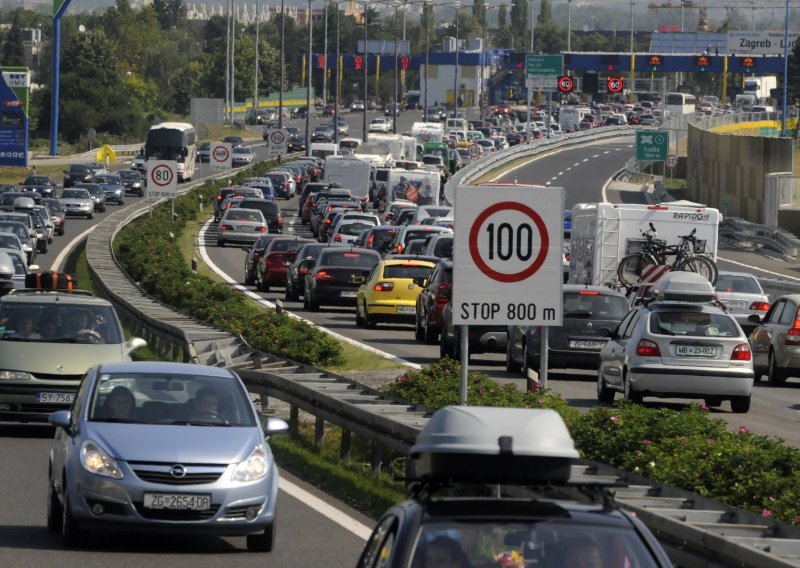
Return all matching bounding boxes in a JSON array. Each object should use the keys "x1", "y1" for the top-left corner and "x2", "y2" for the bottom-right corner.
[
  {"x1": 100, "y1": 206, "x2": 106, "y2": 213},
  {"x1": 597, "y1": 368, "x2": 615, "y2": 403},
  {"x1": 262, "y1": 281, "x2": 270, "y2": 292},
  {"x1": 439, "y1": 328, "x2": 448, "y2": 358},
  {"x1": 47, "y1": 475, "x2": 62, "y2": 532},
  {"x1": 768, "y1": 350, "x2": 788, "y2": 385},
  {"x1": 246, "y1": 521, "x2": 276, "y2": 552},
  {"x1": 244, "y1": 271, "x2": 253, "y2": 286},
  {"x1": 730, "y1": 395, "x2": 751, "y2": 413},
  {"x1": 623, "y1": 371, "x2": 643, "y2": 404},
  {"x1": 522, "y1": 340, "x2": 539, "y2": 376},
  {"x1": 355, "y1": 303, "x2": 364, "y2": 327},
  {"x1": 414, "y1": 311, "x2": 425, "y2": 341},
  {"x1": 58, "y1": 229, "x2": 65, "y2": 236},
  {"x1": 217, "y1": 239, "x2": 225, "y2": 247},
  {"x1": 86, "y1": 213, "x2": 94, "y2": 219},
  {"x1": 120, "y1": 200, "x2": 125, "y2": 206},
  {"x1": 285, "y1": 283, "x2": 299, "y2": 302},
  {"x1": 505, "y1": 339, "x2": 519, "y2": 374},
  {"x1": 308, "y1": 294, "x2": 319, "y2": 312},
  {"x1": 363, "y1": 302, "x2": 376, "y2": 328},
  {"x1": 61, "y1": 489, "x2": 88, "y2": 548},
  {"x1": 704, "y1": 397, "x2": 723, "y2": 407},
  {"x1": 139, "y1": 190, "x2": 144, "y2": 197}
]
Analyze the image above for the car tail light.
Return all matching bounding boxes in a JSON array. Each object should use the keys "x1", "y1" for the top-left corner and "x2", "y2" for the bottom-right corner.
[
  {"x1": 220, "y1": 224, "x2": 233, "y2": 231},
  {"x1": 750, "y1": 302, "x2": 770, "y2": 312},
  {"x1": 257, "y1": 226, "x2": 267, "y2": 232},
  {"x1": 278, "y1": 217, "x2": 283, "y2": 228},
  {"x1": 374, "y1": 282, "x2": 394, "y2": 292},
  {"x1": 333, "y1": 234, "x2": 342, "y2": 242},
  {"x1": 579, "y1": 290, "x2": 599, "y2": 295},
  {"x1": 396, "y1": 244, "x2": 403, "y2": 253},
  {"x1": 315, "y1": 271, "x2": 335, "y2": 281},
  {"x1": 636, "y1": 339, "x2": 661, "y2": 357},
  {"x1": 786, "y1": 327, "x2": 800, "y2": 346},
  {"x1": 299, "y1": 266, "x2": 309, "y2": 275},
  {"x1": 436, "y1": 283, "x2": 451, "y2": 304},
  {"x1": 731, "y1": 343, "x2": 752, "y2": 361}
]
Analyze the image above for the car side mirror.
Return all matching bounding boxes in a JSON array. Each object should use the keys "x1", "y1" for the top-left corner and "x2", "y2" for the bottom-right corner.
[
  {"x1": 125, "y1": 337, "x2": 147, "y2": 353},
  {"x1": 49, "y1": 410, "x2": 71, "y2": 430},
  {"x1": 412, "y1": 276, "x2": 427, "y2": 287},
  {"x1": 747, "y1": 314, "x2": 762, "y2": 324},
  {"x1": 264, "y1": 416, "x2": 289, "y2": 437}
]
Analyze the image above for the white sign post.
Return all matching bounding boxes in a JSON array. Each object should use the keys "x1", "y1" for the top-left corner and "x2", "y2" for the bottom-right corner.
[
  {"x1": 267, "y1": 129, "x2": 289, "y2": 156},
  {"x1": 210, "y1": 142, "x2": 233, "y2": 171},
  {"x1": 453, "y1": 184, "x2": 564, "y2": 395},
  {"x1": 146, "y1": 159, "x2": 178, "y2": 221}
]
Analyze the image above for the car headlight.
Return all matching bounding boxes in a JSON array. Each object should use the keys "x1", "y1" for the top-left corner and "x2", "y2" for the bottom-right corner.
[
  {"x1": 132, "y1": 182, "x2": 141, "y2": 188},
  {"x1": 22, "y1": 244, "x2": 32, "y2": 251},
  {"x1": 231, "y1": 445, "x2": 269, "y2": 483},
  {"x1": 114, "y1": 189, "x2": 122, "y2": 194},
  {"x1": 80, "y1": 440, "x2": 123, "y2": 479},
  {"x1": 0, "y1": 370, "x2": 33, "y2": 380}
]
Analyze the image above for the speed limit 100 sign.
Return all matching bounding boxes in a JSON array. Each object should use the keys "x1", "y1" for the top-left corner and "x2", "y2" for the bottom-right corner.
[
  {"x1": 146, "y1": 160, "x2": 178, "y2": 199},
  {"x1": 452, "y1": 184, "x2": 564, "y2": 326}
]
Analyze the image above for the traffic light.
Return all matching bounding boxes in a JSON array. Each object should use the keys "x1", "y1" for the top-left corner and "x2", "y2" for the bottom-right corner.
[
  {"x1": 354, "y1": 55, "x2": 363, "y2": 71},
  {"x1": 695, "y1": 55, "x2": 710, "y2": 72},
  {"x1": 317, "y1": 55, "x2": 326, "y2": 70},
  {"x1": 400, "y1": 56, "x2": 409, "y2": 71},
  {"x1": 742, "y1": 57, "x2": 756, "y2": 72},
  {"x1": 606, "y1": 76, "x2": 623, "y2": 94},
  {"x1": 648, "y1": 55, "x2": 663, "y2": 72}
]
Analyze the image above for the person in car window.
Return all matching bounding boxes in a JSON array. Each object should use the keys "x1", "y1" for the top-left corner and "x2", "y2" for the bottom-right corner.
[
  {"x1": 422, "y1": 536, "x2": 472, "y2": 568},
  {"x1": 561, "y1": 540, "x2": 603, "y2": 568},
  {"x1": 192, "y1": 386, "x2": 221, "y2": 414},
  {"x1": 99, "y1": 386, "x2": 136, "y2": 419},
  {"x1": 10, "y1": 315, "x2": 42, "y2": 339}
]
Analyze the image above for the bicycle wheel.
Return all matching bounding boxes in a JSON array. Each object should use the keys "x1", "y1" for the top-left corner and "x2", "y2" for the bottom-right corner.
[
  {"x1": 676, "y1": 256, "x2": 718, "y2": 286},
  {"x1": 617, "y1": 253, "x2": 658, "y2": 287}
]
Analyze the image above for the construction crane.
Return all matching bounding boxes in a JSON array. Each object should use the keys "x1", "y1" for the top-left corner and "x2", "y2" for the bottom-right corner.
[{"x1": 648, "y1": 0, "x2": 800, "y2": 32}]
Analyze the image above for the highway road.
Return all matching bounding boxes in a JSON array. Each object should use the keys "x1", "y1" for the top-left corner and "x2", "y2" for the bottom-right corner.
[{"x1": 4, "y1": 112, "x2": 799, "y2": 563}]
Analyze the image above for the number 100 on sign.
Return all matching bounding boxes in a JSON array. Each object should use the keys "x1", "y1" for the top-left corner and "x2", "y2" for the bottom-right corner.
[{"x1": 453, "y1": 185, "x2": 564, "y2": 326}]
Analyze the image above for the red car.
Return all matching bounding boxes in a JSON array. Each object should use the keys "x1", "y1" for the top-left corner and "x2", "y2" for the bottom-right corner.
[
  {"x1": 322, "y1": 103, "x2": 336, "y2": 117},
  {"x1": 256, "y1": 237, "x2": 316, "y2": 292},
  {"x1": 415, "y1": 259, "x2": 452, "y2": 344}
]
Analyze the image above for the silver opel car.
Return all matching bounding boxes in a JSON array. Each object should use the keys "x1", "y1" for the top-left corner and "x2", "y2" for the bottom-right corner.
[{"x1": 47, "y1": 361, "x2": 288, "y2": 551}]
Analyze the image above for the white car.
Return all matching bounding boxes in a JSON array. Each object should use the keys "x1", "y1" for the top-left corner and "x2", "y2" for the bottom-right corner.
[
  {"x1": 369, "y1": 118, "x2": 391, "y2": 133},
  {"x1": 232, "y1": 146, "x2": 256, "y2": 167}
]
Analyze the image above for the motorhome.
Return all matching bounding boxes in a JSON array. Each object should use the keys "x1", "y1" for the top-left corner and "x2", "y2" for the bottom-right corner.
[
  {"x1": 324, "y1": 155, "x2": 373, "y2": 199},
  {"x1": 568, "y1": 202, "x2": 720, "y2": 287},
  {"x1": 382, "y1": 168, "x2": 441, "y2": 211}
]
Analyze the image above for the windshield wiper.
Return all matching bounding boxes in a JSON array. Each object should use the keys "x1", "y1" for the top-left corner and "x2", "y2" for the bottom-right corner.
[{"x1": 564, "y1": 311, "x2": 593, "y2": 318}]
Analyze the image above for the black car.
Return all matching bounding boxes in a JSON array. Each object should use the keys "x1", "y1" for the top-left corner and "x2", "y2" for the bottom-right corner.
[
  {"x1": 236, "y1": 198, "x2": 283, "y2": 234},
  {"x1": 440, "y1": 300, "x2": 506, "y2": 363},
  {"x1": 62, "y1": 164, "x2": 95, "y2": 188},
  {"x1": 358, "y1": 406, "x2": 673, "y2": 568},
  {"x1": 196, "y1": 142, "x2": 211, "y2": 163},
  {"x1": 286, "y1": 127, "x2": 305, "y2": 152},
  {"x1": 506, "y1": 285, "x2": 630, "y2": 376},
  {"x1": 285, "y1": 243, "x2": 329, "y2": 301},
  {"x1": 118, "y1": 169, "x2": 144, "y2": 197},
  {"x1": 223, "y1": 135, "x2": 243, "y2": 146},
  {"x1": 303, "y1": 247, "x2": 381, "y2": 312},
  {"x1": 74, "y1": 183, "x2": 107, "y2": 212},
  {"x1": 19, "y1": 175, "x2": 57, "y2": 198},
  {"x1": 415, "y1": 259, "x2": 452, "y2": 344}
]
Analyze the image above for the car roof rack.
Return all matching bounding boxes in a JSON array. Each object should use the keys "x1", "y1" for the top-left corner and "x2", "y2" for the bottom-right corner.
[{"x1": 7, "y1": 288, "x2": 95, "y2": 297}]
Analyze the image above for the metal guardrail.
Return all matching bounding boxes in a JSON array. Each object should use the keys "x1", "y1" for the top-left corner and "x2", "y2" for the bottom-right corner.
[
  {"x1": 719, "y1": 217, "x2": 800, "y2": 258},
  {"x1": 81, "y1": 137, "x2": 800, "y2": 566}
]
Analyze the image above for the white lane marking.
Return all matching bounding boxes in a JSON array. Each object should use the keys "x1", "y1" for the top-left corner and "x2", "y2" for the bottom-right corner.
[
  {"x1": 572, "y1": 162, "x2": 580, "y2": 167},
  {"x1": 592, "y1": 154, "x2": 600, "y2": 158},
  {"x1": 279, "y1": 477, "x2": 372, "y2": 541},
  {"x1": 603, "y1": 150, "x2": 610, "y2": 154},
  {"x1": 565, "y1": 167, "x2": 572, "y2": 171},
  {"x1": 717, "y1": 256, "x2": 800, "y2": 282},
  {"x1": 50, "y1": 225, "x2": 99, "y2": 271},
  {"x1": 582, "y1": 158, "x2": 589, "y2": 162},
  {"x1": 490, "y1": 136, "x2": 634, "y2": 181},
  {"x1": 197, "y1": 219, "x2": 422, "y2": 369},
  {"x1": 558, "y1": 171, "x2": 564, "y2": 176},
  {"x1": 551, "y1": 176, "x2": 559, "y2": 181}
]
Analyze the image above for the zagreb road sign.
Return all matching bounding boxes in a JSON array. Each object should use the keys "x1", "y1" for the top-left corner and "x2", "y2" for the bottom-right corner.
[
  {"x1": 636, "y1": 130, "x2": 669, "y2": 162},
  {"x1": 526, "y1": 77, "x2": 558, "y2": 91},
  {"x1": 453, "y1": 184, "x2": 564, "y2": 326},
  {"x1": 525, "y1": 54, "x2": 563, "y2": 78},
  {"x1": 267, "y1": 129, "x2": 288, "y2": 156},
  {"x1": 210, "y1": 142, "x2": 232, "y2": 171},
  {"x1": 665, "y1": 154, "x2": 678, "y2": 169},
  {"x1": 146, "y1": 160, "x2": 178, "y2": 199}
]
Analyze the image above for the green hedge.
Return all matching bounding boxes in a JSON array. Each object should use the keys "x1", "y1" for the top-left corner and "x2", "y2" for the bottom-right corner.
[
  {"x1": 114, "y1": 162, "x2": 344, "y2": 367},
  {"x1": 385, "y1": 359, "x2": 800, "y2": 526}
]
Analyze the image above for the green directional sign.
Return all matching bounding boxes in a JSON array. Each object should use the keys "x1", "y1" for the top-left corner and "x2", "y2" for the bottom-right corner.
[
  {"x1": 526, "y1": 54, "x2": 563, "y2": 78},
  {"x1": 636, "y1": 130, "x2": 669, "y2": 162}
]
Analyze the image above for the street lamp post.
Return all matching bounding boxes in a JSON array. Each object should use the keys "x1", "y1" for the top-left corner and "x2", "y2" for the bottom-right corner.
[
  {"x1": 393, "y1": 0, "x2": 400, "y2": 133},
  {"x1": 424, "y1": 0, "x2": 431, "y2": 118},
  {"x1": 279, "y1": 0, "x2": 286, "y2": 129},
  {"x1": 322, "y1": 2, "x2": 329, "y2": 104},
  {"x1": 334, "y1": 4, "x2": 340, "y2": 143},
  {"x1": 306, "y1": 0, "x2": 313, "y2": 157},
  {"x1": 780, "y1": 0, "x2": 789, "y2": 136},
  {"x1": 253, "y1": 0, "x2": 260, "y2": 119},
  {"x1": 567, "y1": 0, "x2": 571, "y2": 52},
  {"x1": 453, "y1": 3, "x2": 460, "y2": 118},
  {"x1": 629, "y1": 0, "x2": 634, "y2": 54}
]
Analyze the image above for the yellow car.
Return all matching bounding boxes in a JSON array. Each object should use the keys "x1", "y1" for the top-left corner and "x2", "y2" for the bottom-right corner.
[{"x1": 356, "y1": 259, "x2": 436, "y2": 328}]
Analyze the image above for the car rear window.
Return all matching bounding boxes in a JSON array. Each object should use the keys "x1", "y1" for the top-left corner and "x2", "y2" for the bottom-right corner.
[
  {"x1": 715, "y1": 275, "x2": 761, "y2": 294},
  {"x1": 270, "y1": 239, "x2": 310, "y2": 253},
  {"x1": 403, "y1": 229, "x2": 440, "y2": 244},
  {"x1": 340, "y1": 222, "x2": 372, "y2": 235},
  {"x1": 239, "y1": 200, "x2": 279, "y2": 217},
  {"x1": 368, "y1": 229, "x2": 397, "y2": 247},
  {"x1": 433, "y1": 237, "x2": 453, "y2": 257},
  {"x1": 0, "y1": 234, "x2": 20, "y2": 249},
  {"x1": 225, "y1": 209, "x2": 264, "y2": 222},
  {"x1": 563, "y1": 292, "x2": 629, "y2": 318},
  {"x1": 383, "y1": 264, "x2": 434, "y2": 279},
  {"x1": 320, "y1": 251, "x2": 379, "y2": 268},
  {"x1": 649, "y1": 312, "x2": 739, "y2": 337}
]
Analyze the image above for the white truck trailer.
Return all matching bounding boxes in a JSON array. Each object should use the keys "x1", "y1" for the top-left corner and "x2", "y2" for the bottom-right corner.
[
  {"x1": 383, "y1": 168, "x2": 441, "y2": 210},
  {"x1": 324, "y1": 155, "x2": 373, "y2": 199},
  {"x1": 366, "y1": 133, "x2": 416, "y2": 161},
  {"x1": 568, "y1": 202, "x2": 720, "y2": 287},
  {"x1": 743, "y1": 76, "x2": 777, "y2": 105}
]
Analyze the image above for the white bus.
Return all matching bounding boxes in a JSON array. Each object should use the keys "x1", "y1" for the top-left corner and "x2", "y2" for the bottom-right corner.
[
  {"x1": 144, "y1": 122, "x2": 197, "y2": 182},
  {"x1": 665, "y1": 92, "x2": 697, "y2": 116}
]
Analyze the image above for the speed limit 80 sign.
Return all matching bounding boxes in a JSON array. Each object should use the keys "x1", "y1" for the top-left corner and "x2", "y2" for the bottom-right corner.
[
  {"x1": 146, "y1": 160, "x2": 178, "y2": 199},
  {"x1": 453, "y1": 184, "x2": 563, "y2": 326}
]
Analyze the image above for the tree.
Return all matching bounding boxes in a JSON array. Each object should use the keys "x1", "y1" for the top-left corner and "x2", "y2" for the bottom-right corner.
[
  {"x1": 510, "y1": 0, "x2": 528, "y2": 50},
  {"x1": 472, "y1": 0, "x2": 485, "y2": 29},
  {"x1": 152, "y1": 0, "x2": 187, "y2": 30},
  {"x1": 537, "y1": 0, "x2": 552, "y2": 25}
]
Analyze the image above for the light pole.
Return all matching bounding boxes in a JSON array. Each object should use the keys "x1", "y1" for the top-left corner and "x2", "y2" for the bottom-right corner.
[
  {"x1": 306, "y1": 0, "x2": 313, "y2": 157},
  {"x1": 452, "y1": 2, "x2": 461, "y2": 118},
  {"x1": 629, "y1": 0, "x2": 634, "y2": 54},
  {"x1": 363, "y1": 4, "x2": 369, "y2": 141},
  {"x1": 279, "y1": 0, "x2": 285, "y2": 129},
  {"x1": 567, "y1": 0, "x2": 571, "y2": 52},
  {"x1": 393, "y1": 0, "x2": 401, "y2": 133},
  {"x1": 253, "y1": 0, "x2": 260, "y2": 119},
  {"x1": 479, "y1": 5, "x2": 502, "y2": 123},
  {"x1": 780, "y1": 0, "x2": 789, "y2": 136},
  {"x1": 322, "y1": 1, "x2": 329, "y2": 104},
  {"x1": 334, "y1": 2, "x2": 340, "y2": 143},
  {"x1": 423, "y1": 0, "x2": 431, "y2": 118}
]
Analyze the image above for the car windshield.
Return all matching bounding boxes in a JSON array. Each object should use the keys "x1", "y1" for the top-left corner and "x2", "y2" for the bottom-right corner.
[
  {"x1": 25, "y1": 176, "x2": 49, "y2": 185},
  {"x1": 715, "y1": 275, "x2": 762, "y2": 294},
  {"x1": 383, "y1": 264, "x2": 433, "y2": 279},
  {"x1": 563, "y1": 292, "x2": 629, "y2": 318},
  {"x1": 88, "y1": 371, "x2": 256, "y2": 426},
  {"x1": 0, "y1": 223, "x2": 27, "y2": 238},
  {"x1": 0, "y1": 235, "x2": 21, "y2": 249},
  {"x1": 43, "y1": 199, "x2": 63, "y2": 212},
  {"x1": 224, "y1": 209, "x2": 264, "y2": 222},
  {"x1": 95, "y1": 175, "x2": 120, "y2": 184},
  {"x1": 411, "y1": 521, "x2": 660, "y2": 568},
  {"x1": 270, "y1": 239, "x2": 309, "y2": 253},
  {"x1": 119, "y1": 171, "x2": 140, "y2": 181},
  {"x1": 650, "y1": 311, "x2": 739, "y2": 337},
  {"x1": 319, "y1": 251, "x2": 378, "y2": 268},
  {"x1": 0, "y1": 303, "x2": 122, "y2": 344},
  {"x1": 62, "y1": 189, "x2": 90, "y2": 199}
]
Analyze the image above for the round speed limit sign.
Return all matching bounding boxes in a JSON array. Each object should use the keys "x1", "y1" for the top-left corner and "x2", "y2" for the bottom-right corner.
[
  {"x1": 665, "y1": 154, "x2": 678, "y2": 168},
  {"x1": 150, "y1": 163, "x2": 174, "y2": 187},
  {"x1": 270, "y1": 130, "x2": 286, "y2": 145},
  {"x1": 468, "y1": 144, "x2": 481, "y2": 158},
  {"x1": 213, "y1": 145, "x2": 230, "y2": 163}
]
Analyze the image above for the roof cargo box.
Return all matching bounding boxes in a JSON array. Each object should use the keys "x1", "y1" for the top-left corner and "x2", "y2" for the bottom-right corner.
[
  {"x1": 410, "y1": 407, "x2": 579, "y2": 483},
  {"x1": 650, "y1": 271, "x2": 715, "y2": 303}
]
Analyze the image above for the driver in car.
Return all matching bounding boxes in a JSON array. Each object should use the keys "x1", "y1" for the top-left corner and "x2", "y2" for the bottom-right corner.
[
  {"x1": 64, "y1": 310, "x2": 105, "y2": 342},
  {"x1": 192, "y1": 386, "x2": 221, "y2": 414}
]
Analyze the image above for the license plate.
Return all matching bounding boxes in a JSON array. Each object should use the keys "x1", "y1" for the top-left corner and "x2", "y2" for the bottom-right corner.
[
  {"x1": 237, "y1": 225, "x2": 251, "y2": 231},
  {"x1": 569, "y1": 340, "x2": 607, "y2": 350},
  {"x1": 143, "y1": 493, "x2": 211, "y2": 511},
  {"x1": 36, "y1": 392, "x2": 75, "y2": 404},
  {"x1": 340, "y1": 290, "x2": 357, "y2": 298},
  {"x1": 724, "y1": 300, "x2": 747, "y2": 309},
  {"x1": 397, "y1": 306, "x2": 416, "y2": 314},
  {"x1": 676, "y1": 345, "x2": 718, "y2": 357}
]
